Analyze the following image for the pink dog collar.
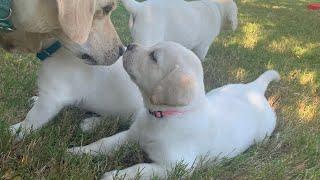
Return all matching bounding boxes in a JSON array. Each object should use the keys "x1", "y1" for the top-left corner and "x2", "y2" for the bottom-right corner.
[{"x1": 148, "y1": 109, "x2": 187, "y2": 118}]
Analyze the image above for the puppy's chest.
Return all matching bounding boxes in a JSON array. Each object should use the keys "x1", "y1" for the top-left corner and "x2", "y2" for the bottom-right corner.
[{"x1": 135, "y1": 117, "x2": 205, "y2": 163}]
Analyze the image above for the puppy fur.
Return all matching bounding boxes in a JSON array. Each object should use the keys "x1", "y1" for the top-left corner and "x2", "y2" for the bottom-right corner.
[
  {"x1": 9, "y1": 1, "x2": 141, "y2": 139},
  {"x1": 10, "y1": 40, "x2": 143, "y2": 140},
  {"x1": 1, "y1": 0, "x2": 123, "y2": 65},
  {"x1": 121, "y1": 0, "x2": 238, "y2": 60},
  {"x1": 68, "y1": 42, "x2": 280, "y2": 180}
]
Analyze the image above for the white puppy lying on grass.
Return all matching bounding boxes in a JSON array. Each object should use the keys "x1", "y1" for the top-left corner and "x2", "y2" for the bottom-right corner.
[
  {"x1": 69, "y1": 42, "x2": 280, "y2": 180},
  {"x1": 121, "y1": 0, "x2": 238, "y2": 60},
  {"x1": 10, "y1": 39, "x2": 143, "y2": 139}
]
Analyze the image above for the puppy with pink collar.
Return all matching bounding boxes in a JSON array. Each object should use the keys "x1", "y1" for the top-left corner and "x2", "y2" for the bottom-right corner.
[{"x1": 69, "y1": 42, "x2": 280, "y2": 180}]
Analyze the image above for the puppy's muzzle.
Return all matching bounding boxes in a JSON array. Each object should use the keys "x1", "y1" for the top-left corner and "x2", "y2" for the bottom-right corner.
[
  {"x1": 123, "y1": 44, "x2": 138, "y2": 80},
  {"x1": 126, "y1": 44, "x2": 138, "y2": 51},
  {"x1": 119, "y1": 46, "x2": 126, "y2": 56}
]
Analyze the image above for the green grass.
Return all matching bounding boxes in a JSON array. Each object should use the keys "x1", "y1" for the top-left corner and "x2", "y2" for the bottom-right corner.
[{"x1": 1, "y1": 0, "x2": 320, "y2": 179}]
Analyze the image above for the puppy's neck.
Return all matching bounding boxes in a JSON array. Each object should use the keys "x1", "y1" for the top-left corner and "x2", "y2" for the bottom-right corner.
[
  {"x1": 143, "y1": 93, "x2": 207, "y2": 117},
  {"x1": 38, "y1": 36, "x2": 77, "y2": 60},
  {"x1": 41, "y1": 38, "x2": 59, "y2": 49},
  {"x1": 50, "y1": 30, "x2": 84, "y2": 57}
]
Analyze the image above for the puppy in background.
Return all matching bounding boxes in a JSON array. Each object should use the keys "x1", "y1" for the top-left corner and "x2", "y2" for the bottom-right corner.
[
  {"x1": 69, "y1": 42, "x2": 280, "y2": 180},
  {"x1": 121, "y1": 0, "x2": 238, "y2": 60}
]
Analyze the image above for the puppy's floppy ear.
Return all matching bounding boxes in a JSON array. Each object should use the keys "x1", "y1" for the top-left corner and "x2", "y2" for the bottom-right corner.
[
  {"x1": 150, "y1": 66, "x2": 197, "y2": 106},
  {"x1": 56, "y1": 0, "x2": 96, "y2": 44}
]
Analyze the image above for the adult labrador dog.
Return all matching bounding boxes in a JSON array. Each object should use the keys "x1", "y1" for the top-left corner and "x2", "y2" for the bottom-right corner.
[
  {"x1": 0, "y1": 0, "x2": 124, "y2": 65},
  {"x1": 69, "y1": 42, "x2": 280, "y2": 179},
  {"x1": 121, "y1": 0, "x2": 238, "y2": 60},
  {"x1": 3, "y1": 0, "x2": 143, "y2": 139}
]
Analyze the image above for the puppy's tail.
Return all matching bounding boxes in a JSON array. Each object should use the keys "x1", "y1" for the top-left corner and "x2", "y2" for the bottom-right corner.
[
  {"x1": 215, "y1": 0, "x2": 238, "y2": 31},
  {"x1": 250, "y1": 70, "x2": 280, "y2": 95}
]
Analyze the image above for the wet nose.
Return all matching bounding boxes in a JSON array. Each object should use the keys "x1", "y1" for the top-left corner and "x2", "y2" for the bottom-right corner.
[
  {"x1": 119, "y1": 46, "x2": 125, "y2": 56},
  {"x1": 127, "y1": 44, "x2": 137, "y2": 51}
]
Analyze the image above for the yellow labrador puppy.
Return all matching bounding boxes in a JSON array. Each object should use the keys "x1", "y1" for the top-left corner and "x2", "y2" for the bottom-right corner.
[{"x1": 69, "y1": 42, "x2": 280, "y2": 179}]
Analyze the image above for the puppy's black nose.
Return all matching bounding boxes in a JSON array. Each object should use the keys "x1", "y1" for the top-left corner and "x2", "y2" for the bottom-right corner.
[
  {"x1": 127, "y1": 44, "x2": 137, "y2": 51},
  {"x1": 119, "y1": 46, "x2": 125, "y2": 56}
]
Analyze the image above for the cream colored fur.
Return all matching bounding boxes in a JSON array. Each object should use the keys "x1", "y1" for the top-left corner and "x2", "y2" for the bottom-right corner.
[
  {"x1": 1, "y1": 0, "x2": 123, "y2": 65},
  {"x1": 68, "y1": 42, "x2": 279, "y2": 180},
  {"x1": 8, "y1": 0, "x2": 136, "y2": 139}
]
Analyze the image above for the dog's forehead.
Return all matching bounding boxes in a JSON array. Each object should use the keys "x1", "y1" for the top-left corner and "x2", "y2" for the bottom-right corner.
[
  {"x1": 154, "y1": 42, "x2": 181, "y2": 55},
  {"x1": 155, "y1": 42, "x2": 194, "y2": 61},
  {"x1": 153, "y1": 42, "x2": 202, "y2": 75}
]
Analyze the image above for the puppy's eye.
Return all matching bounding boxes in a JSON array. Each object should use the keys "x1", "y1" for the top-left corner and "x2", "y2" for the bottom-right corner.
[
  {"x1": 103, "y1": 5, "x2": 113, "y2": 15},
  {"x1": 150, "y1": 51, "x2": 157, "y2": 63}
]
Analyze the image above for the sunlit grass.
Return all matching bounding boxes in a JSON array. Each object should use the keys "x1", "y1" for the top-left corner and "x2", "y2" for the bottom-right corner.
[
  {"x1": 299, "y1": 71, "x2": 316, "y2": 86},
  {"x1": 298, "y1": 100, "x2": 318, "y2": 122},
  {"x1": 267, "y1": 37, "x2": 300, "y2": 54},
  {"x1": 232, "y1": 67, "x2": 248, "y2": 81},
  {"x1": 241, "y1": 22, "x2": 262, "y2": 49}
]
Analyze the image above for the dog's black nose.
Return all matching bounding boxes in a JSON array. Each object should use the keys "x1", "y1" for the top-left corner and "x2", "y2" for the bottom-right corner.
[
  {"x1": 127, "y1": 44, "x2": 137, "y2": 51},
  {"x1": 119, "y1": 46, "x2": 125, "y2": 56}
]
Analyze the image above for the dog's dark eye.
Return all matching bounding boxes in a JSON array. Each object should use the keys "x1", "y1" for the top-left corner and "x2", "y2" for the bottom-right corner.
[
  {"x1": 103, "y1": 5, "x2": 113, "y2": 15},
  {"x1": 150, "y1": 51, "x2": 157, "y2": 63}
]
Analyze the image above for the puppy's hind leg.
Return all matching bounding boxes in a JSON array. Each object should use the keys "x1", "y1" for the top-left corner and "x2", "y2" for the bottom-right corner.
[
  {"x1": 10, "y1": 95, "x2": 67, "y2": 140},
  {"x1": 193, "y1": 43, "x2": 210, "y2": 61},
  {"x1": 226, "y1": 0, "x2": 238, "y2": 31}
]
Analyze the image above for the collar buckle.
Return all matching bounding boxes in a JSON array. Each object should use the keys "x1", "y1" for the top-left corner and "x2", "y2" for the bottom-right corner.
[
  {"x1": 149, "y1": 110, "x2": 164, "y2": 118},
  {"x1": 0, "y1": 0, "x2": 15, "y2": 32},
  {"x1": 0, "y1": 8, "x2": 11, "y2": 20}
]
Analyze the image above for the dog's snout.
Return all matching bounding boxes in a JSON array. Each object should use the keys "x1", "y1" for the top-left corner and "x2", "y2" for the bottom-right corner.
[
  {"x1": 127, "y1": 44, "x2": 137, "y2": 51},
  {"x1": 81, "y1": 53, "x2": 98, "y2": 65},
  {"x1": 119, "y1": 46, "x2": 125, "y2": 56}
]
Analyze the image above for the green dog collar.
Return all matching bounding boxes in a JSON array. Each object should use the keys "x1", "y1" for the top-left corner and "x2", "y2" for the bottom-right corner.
[
  {"x1": 0, "y1": 0, "x2": 15, "y2": 32},
  {"x1": 36, "y1": 41, "x2": 62, "y2": 61}
]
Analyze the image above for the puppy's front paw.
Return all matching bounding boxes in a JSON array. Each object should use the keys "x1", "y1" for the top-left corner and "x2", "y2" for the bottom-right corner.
[
  {"x1": 67, "y1": 147, "x2": 86, "y2": 155},
  {"x1": 10, "y1": 123, "x2": 24, "y2": 141},
  {"x1": 28, "y1": 96, "x2": 39, "y2": 107},
  {"x1": 101, "y1": 170, "x2": 118, "y2": 180}
]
